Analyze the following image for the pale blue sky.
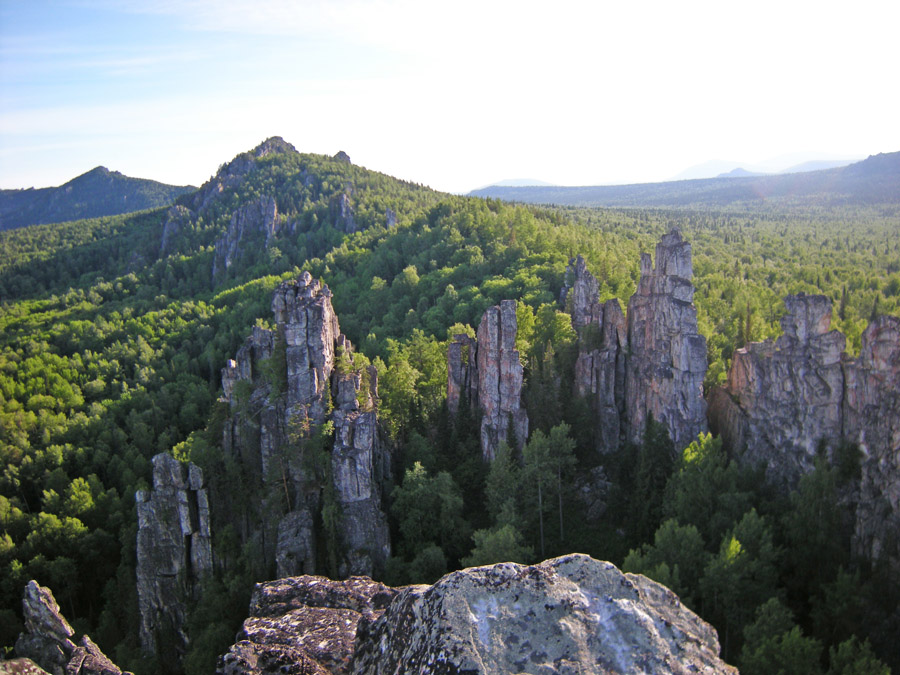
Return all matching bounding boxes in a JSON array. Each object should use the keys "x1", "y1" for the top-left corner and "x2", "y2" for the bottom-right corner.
[{"x1": 1, "y1": 0, "x2": 898, "y2": 193}]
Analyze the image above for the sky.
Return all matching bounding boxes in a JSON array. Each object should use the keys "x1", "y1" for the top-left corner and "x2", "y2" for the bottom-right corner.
[{"x1": 1, "y1": 0, "x2": 899, "y2": 194}]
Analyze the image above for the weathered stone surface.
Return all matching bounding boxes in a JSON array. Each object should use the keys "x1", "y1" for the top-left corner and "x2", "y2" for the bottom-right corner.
[
  {"x1": 625, "y1": 229, "x2": 708, "y2": 449},
  {"x1": 331, "y1": 408, "x2": 391, "y2": 578},
  {"x1": 135, "y1": 454, "x2": 213, "y2": 659},
  {"x1": 447, "y1": 301, "x2": 528, "y2": 461},
  {"x1": 15, "y1": 581, "x2": 130, "y2": 675},
  {"x1": 351, "y1": 554, "x2": 736, "y2": 674},
  {"x1": 844, "y1": 315, "x2": 900, "y2": 563},
  {"x1": 219, "y1": 271, "x2": 391, "y2": 581},
  {"x1": 711, "y1": 298, "x2": 900, "y2": 566},
  {"x1": 566, "y1": 232, "x2": 706, "y2": 454},
  {"x1": 217, "y1": 576, "x2": 396, "y2": 675},
  {"x1": 0, "y1": 658, "x2": 50, "y2": 674},
  {"x1": 213, "y1": 195, "x2": 280, "y2": 278},
  {"x1": 272, "y1": 272, "x2": 340, "y2": 426},
  {"x1": 709, "y1": 293, "x2": 846, "y2": 481},
  {"x1": 563, "y1": 254, "x2": 603, "y2": 332}
]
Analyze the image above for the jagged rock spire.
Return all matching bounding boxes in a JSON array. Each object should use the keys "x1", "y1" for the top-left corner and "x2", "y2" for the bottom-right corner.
[{"x1": 447, "y1": 300, "x2": 528, "y2": 461}]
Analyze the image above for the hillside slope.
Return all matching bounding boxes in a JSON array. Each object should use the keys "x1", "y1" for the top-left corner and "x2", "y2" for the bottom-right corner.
[{"x1": 0, "y1": 166, "x2": 196, "y2": 230}]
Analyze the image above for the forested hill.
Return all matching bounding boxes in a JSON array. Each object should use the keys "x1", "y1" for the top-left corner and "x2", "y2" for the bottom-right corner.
[
  {"x1": 1, "y1": 138, "x2": 898, "y2": 674},
  {"x1": 0, "y1": 166, "x2": 196, "y2": 231},
  {"x1": 470, "y1": 150, "x2": 900, "y2": 209}
]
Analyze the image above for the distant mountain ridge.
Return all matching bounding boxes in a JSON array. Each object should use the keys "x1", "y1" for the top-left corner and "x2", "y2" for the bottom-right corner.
[
  {"x1": 0, "y1": 166, "x2": 196, "y2": 230},
  {"x1": 469, "y1": 151, "x2": 900, "y2": 208}
]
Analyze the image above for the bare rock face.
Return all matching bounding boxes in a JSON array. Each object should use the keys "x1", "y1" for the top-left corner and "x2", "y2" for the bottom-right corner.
[
  {"x1": 217, "y1": 576, "x2": 397, "y2": 675},
  {"x1": 565, "y1": 256, "x2": 628, "y2": 453},
  {"x1": 213, "y1": 195, "x2": 281, "y2": 279},
  {"x1": 447, "y1": 301, "x2": 528, "y2": 460},
  {"x1": 15, "y1": 581, "x2": 130, "y2": 675},
  {"x1": 709, "y1": 293, "x2": 846, "y2": 481},
  {"x1": 625, "y1": 229, "x2": 708, "y2": 449},
  {"x1": 710, "y1": 298, "x2": 900, "y2": 566},
  {"x1": 568, "y1": 259, "x2": 628, "y2": 453},
  {"x1": 565, "y1": 233, "x2": 706, "y2": 454},
  {"x1": 135, "y1": 454, "x2": 213, "y2": 659},
  {"x1": 845, "y1": 315, "x2": 900, "y2": 563},
  {"x1": 351, "y1": 554, "x2": 736, "y2": 675},
  {"x1": 220, "y1": 272, "x2": 391, "y2": 579}
]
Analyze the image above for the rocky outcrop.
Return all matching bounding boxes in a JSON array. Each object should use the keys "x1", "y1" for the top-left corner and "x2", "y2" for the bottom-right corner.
[
  {"x1": 215, "y1": 556, "x2": 734, "y2": 674},
  {"x1": 15, "y1": 581, "x2": 130, "y2": 675},
  {"x1": 213, "y1": 195, "x2": 281, "y2": 278},
  {"x1": 708, "y1": 294, "x2": 845, "y2": 480},
  {"x1": 625, "y1": 229, "x2": 708, "y2": 449},
  {"x1": 135, "y1": 454, "x2": 213, "y2": 659},
  {"x1": 709, "y1": 296, "x2": 900, "y2": 564},
  {"x1": 352, "y1": 553, "x2": 736, "y2": 674},
  {"x1": 844, "y1": 315, "x2": 900, "y2": 563},
  {"x1": 220, "y1": 272, "x2": 391, "y2": 579},
  {"x1": 568, "y1": 258, "x2": 628, "y2": 453},
  {"x1": 564, "y1": 231, "x2": 707, "y2": 453},
  {"x1": 218, "y1": 576, "x2": 396, "y2": 675},
  {"x1": 330, "y1": 193, "x2": 356, "y2": 233},
  {"x1": 190, "y1": 137, "x2": 297, "y2": 216},
  {"x1": 447, "y1": 301, "x2": 528, "y2": 460}
]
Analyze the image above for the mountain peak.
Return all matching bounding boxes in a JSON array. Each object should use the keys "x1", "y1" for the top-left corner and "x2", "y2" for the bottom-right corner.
[{"x1": 251, "y1": 136, "x2": 298, "y2": 159}]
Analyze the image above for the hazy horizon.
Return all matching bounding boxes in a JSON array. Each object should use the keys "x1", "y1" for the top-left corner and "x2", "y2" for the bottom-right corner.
[{"x1": 2, "y1": 1, "x2": 898, "y2": 194}]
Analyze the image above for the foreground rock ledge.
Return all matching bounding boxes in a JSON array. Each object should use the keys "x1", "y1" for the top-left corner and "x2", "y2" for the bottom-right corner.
[{"x1": 221, "y1": 554, "x2": 736, "y2": 674}]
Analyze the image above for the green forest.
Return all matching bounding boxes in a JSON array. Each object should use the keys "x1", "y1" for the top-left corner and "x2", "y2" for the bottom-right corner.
[{"x1": 1, "y1": 144, "x2": 898, "y2": 673}]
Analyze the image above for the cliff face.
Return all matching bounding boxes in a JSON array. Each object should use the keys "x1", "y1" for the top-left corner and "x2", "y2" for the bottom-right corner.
[
  {"x1": 15, "y1": 580, "x2": 130, "y2": 675},
  {"x1": 625, "y1": 229, "x2": 708, "y2": 449},
  {"x1": 846, "y1": 315, "x2": 900, "y2": 563},
  {"x1": 135, "y1": 454, "x2": 213, "y2": 659},
  {"x1": 565, "y1": 230, "x2": 707, "y2": 453},
  {"x1": 220, "y1": 272, "x2": 391, "y2": 579},
  {"x1": 447, "y1": 300, "x2": 528, "y2": 460},
  {"x1": 709, "y1": 294, "x2": 845, "y2": 480},
  {"x1": 709, "y1": 295, "x2": 900, "y2": 563},
  {"x1": 212, "y1": 196, "x2": 281, "y2": 279}
]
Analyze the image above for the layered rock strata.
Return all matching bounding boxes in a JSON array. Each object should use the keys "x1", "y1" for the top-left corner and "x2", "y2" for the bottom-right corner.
[
  {"x1": 15, "y1": 580, "x2": 130, "y2": 675},
  {"x1": 352, "y1": 553, "x2": 736, "y2": 674},
  {"x1": 220, "y1": 272, "x2": 390, "y2": 579},
  {"x1": 217, "y1": 576, "x2": 397, "y2": 675},
  {"x1": 447, "y1": 300, "x2": 529, "y2": 460},
  {"x1": 709, "y1": 296, "x2": 900, "y2": 563},
  {"x1": 135, "y1": 453, "x2": 213, "y2": 659},
  {"x1": 564, "y1": 230, "x2": 707, "y2": 453}
]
